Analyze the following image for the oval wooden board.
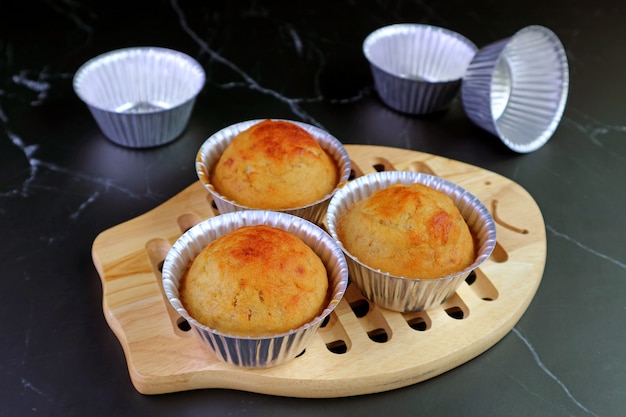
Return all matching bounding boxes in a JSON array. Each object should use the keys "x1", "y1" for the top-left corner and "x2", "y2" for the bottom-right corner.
[{"x1": 92, "y1": 144, "x2": 546, "y2": 397}]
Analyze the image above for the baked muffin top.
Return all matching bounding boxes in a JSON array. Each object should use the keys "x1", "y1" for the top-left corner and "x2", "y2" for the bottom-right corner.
[
  {"x1": 337, "y1": 183, "x2": 475, "y2": 279},
  {"x1": 181, "y1": 225, "x2": 329, "y2": 337},
  {"x1": 211, "y1": 119, "x2": 338, "y2": 210}
]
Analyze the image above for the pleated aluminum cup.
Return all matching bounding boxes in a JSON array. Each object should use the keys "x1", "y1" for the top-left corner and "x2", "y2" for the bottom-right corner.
[
  {"x1": 196, "y1": 119, "x2": 351, "y2": 225},
  {"x1": 326, "y1": 171, "x2": 496, "y2": 312},
  {"x1": 363, "y1": 24, "x2": 478, "y2": 115},
  {"x1": 461, "y1": 25, "x2": 569, "y2": 153},
  {"x1": 162, "y1": 210, "x2": 349, "y2": 368},
  {"x1": 73, "y1": 47, "x2": 205, "y2": 148}
]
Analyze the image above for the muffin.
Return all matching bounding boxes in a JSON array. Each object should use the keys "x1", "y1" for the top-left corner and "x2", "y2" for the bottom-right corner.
[
  {"x1": 337, "y1": 182, "x2": 475, "y2": 279},
  {"x1": 162, "y1": 210, "x2": 349, "y2": 368},
  {"x1": 181, "y1": 224, "x2": 329, "y2": 337},
  {"x1": 326, "y1": 171, "x2": 496, "y2": 312},
  {"x1": 196, "y1": 119, "x2": 352, "y2": 225},
  {"x1": 211, "y1": 119, "x2": 339, "y2": 210}
]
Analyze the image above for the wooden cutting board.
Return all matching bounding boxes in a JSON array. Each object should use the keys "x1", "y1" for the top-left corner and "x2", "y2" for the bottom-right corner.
[{"x1": 92, "y1": 144, "x2": 546, "y2": 397}]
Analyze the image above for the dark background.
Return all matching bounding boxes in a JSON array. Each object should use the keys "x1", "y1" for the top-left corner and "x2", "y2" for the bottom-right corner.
[{"x1": 1, "y1": 1, "x2": 624, "y2": 416}]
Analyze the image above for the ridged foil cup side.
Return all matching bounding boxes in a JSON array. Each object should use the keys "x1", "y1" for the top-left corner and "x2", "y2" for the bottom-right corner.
[
  {"x1": 73, "y1": 47, "x2": 205, "y2": 148},
  {"x1": 363, "y1": 24, "x2": 477, "y2": 115},
  {"x1": 327, "y1": 171, "x2": 496, "y2": 312},
  {"x1": 162, "y1": 210, "x2": 349, "y2": 368},
  {"x1": 195, "y1": 119, "x2": 351, "y2": 225},
  {"x1": 461, "y1": 25, "x2": 569, "y2": 153}
]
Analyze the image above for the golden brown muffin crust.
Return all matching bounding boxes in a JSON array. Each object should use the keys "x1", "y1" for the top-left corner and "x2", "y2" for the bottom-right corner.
[
  {"x1": 181, "y1": 225, "x2": 329, "y2": 337},
  {"x1": 338, "y1": 183, "x2": 475, "y2": 279},
  {"x1": 211, "y1": 120, "x2": 339, "y2": 210}
]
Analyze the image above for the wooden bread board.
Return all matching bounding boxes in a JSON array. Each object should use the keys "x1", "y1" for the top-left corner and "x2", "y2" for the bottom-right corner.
[{"x1": 92, "y1": 144, "x2": 546, "y2": 397}]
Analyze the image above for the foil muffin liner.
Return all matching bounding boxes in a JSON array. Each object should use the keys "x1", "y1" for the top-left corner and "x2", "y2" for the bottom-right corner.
[
  {"x1": 73, "y1": 47, "x2": 205, "y2": 148},
  {"x1": 162, "y1": 210, "x2": 349, "y2": 368},
  {"x1": 363, "y1": 24, "x2": 478, "y2": 115},
  {"x1": 326, "y1": 171, "x2": 496, "y2": 312},
  {"x1": 196, "y1": 119, "x2": 351, "y2": 225},
  {"x1": 461, "y1": 25, "x2": 569, "y2": 153}
]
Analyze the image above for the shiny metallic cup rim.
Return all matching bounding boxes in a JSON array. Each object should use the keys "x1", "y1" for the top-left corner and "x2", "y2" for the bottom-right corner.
[
  {"x1": 73, "y1": 46, "x2": 206, "y2": 148},
  {"x1": 162, "y1": 210, "x2": 349, "y2": 368},
  {"x1": 461, "y1": 25, "x2": 569, "y2": 153},
  {"x1": 195, "y1": 119, "x2": 352, "y2": 225},
  {"x1": 327, "y1": 171, "x2": 497, "y2": 312},
  {"x1": 363, "y1": 23, "x2": 478, "y2": 114}
]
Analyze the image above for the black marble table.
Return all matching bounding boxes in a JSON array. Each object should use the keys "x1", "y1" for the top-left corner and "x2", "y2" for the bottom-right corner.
[{"x1": 2, "y1": 1, "x2": 624, "y2": 416}]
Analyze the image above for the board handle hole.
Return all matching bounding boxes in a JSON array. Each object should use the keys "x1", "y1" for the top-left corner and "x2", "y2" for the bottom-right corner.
[
  {"x1": 445, "y1": 306, "x2": 465, "y2": 320},
  {"x1": 349, "y1": 298, "x2": 370, "y2": 318},
  {"x1": 465, "y1": 269, "x2": 499, "y2": 301},
  {"x1": 176, "y1": 317, "x2": 192, "y2": 332},
  {"x1": 367, "y1": 328, "x2": 389, "y2": 343},
  {"x1": 442, "y1": 294, "x2": 469, "y2": 320},
  {"x1": 326, "y1": 340, "x2": 348, "y2": 354},
  {"x1": 349, "y1": 160, "x2": 365, "y2": 180},
  {"x1": 403, "y1": 311, "x2": 432, "y2": 331},
  {"x1": 490, "y1": 241, "x2": 509, "y2": 263},
  {"x1": 345, "y1": 285, "x2": 393, "y2": 343},
  {"x1": 465, "y1": 270, "x2": 477, "y2": 285},
  {"x1": 318, "y1": 310, "x2": 352, "y2": 355},
  {"x1": 407, "y1": 317, "x2": 428, "y2": 331},
  {"x1": 371, "y1": 157, "x2": 394, "y2": 172},
  {"x1": 145, "y1": 238, "x2": 193, "y2": 338},
  {"x1": 207, "y1": 195, "x2": 219, "y2": 213}
]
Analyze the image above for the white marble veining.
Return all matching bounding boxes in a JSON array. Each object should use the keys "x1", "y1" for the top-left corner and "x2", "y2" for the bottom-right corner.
[
  {"x1": 1, "y1": 1, "x2": 625, "y2": 415},
  {"x1": 512, "y1": 327, "x2": 599, "y2": 417},
  {"x1": 547, "y1": 225, "x2": 626, "y2": 270}
]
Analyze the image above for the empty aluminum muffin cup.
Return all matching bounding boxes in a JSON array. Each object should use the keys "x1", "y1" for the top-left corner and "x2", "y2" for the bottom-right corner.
[
  {"x1": 162, "y1": 210, "x2": 349, "y2": 368},
  {"x1": 196, "y1": 119, "x2": 351, "y2": 225},
  {"x1": 363, "y1": 24, "x2": 478, "y2": 115},
  {"x1": 326, "y1": 171, "x2": 496, "y2": 312},
  {"x1": 461, "y1": 25, "x2": 569, "y2": 153},
  {"x1": 73, "y1": 47, "x2": 205, "y2": 148}
]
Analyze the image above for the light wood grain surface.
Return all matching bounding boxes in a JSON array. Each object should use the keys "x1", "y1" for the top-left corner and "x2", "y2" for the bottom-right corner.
[{"x1": 92, "y1": 145, "x2": 546, "y2": 397}]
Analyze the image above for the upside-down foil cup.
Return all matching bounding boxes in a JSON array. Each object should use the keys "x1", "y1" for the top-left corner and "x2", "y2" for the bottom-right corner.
[
  {"x1": 73, "y1": 47, "x2": 205, "y2": 148},
  {"x1": 363, "y1": 24, "x2": 478, "y2": 115},
  {"x1": 326, "y1": 171, "x2": 496, "y2": 312},
  {"x1": 196, "y1": 119, "x2": 351, "y2": 225},
  {"x1": 162, "y1": 210, "x2": 349, "y2": 368},
  {"x1": 461, "y1": 25, "x2": 569, "y2": 153}
]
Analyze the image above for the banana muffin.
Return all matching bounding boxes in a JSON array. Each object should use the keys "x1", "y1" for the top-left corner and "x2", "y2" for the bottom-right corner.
[
  {"x1": 180, "y1": 224, "x2": 329, "y2": 337},
  {"x1": 337, "y1": 182, "x2": 475, "y2": 279},
  {"x1": 211, "y1": 119, "x2": 339, "y2": 210}
]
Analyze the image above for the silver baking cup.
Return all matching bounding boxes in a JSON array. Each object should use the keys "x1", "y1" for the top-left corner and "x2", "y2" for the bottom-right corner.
[
  {"x1": 461, "y1": 25, "x2": 569, "y2": 153},
  {"x1": 196, "y1": 119, "x2": 351, "y2": 225},
  {"x1": 73, "y1": 47, "x2": 205, "y2": 148},
  {"x1": 363, "y1": 24, "x2": 478, "y2": 115},
  {"x1": 327, "y1": 171, "x2": 496, "y2": 313},
  {"x1": 162, "y1": 210, "x2": 349, "y2": 368}
]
